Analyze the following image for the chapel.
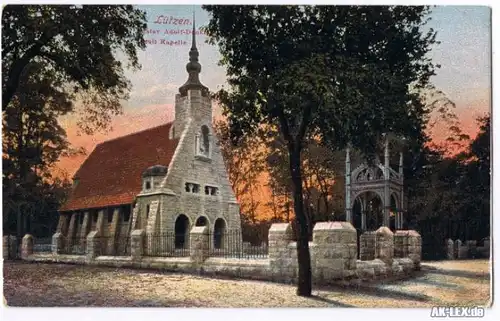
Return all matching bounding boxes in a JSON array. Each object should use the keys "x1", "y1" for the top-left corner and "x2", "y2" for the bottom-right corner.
[{"x1": 55, "y1": 18, "x2": 241, "y2": 254}]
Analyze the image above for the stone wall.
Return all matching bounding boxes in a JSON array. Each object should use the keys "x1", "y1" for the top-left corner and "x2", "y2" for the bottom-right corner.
[
  {"x1": 359, "y1": 232, "x2": 376, "y2": 260},
  {"x1": 23, "y1": 222, "x2": 421, "y2": 286},
  {"x1": 479, "y1": 237, "x2": 491, "y2": 258},
  {"x1": 394, "y1": 231, "x2": 410, "y2": 258},
  {"x1": 356, "y1": 227, "x2": 417, "y2": 281},
  {"x1": 446, "y1": 237, "x2": 490, "y2": 260}
]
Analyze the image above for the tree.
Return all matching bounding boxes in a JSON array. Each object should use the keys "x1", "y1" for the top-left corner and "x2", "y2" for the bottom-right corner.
[
  {"x1": 2, "y1": 5, "x2": 147, "y2": 134},
  {"x1": 214, "y1": 119, "x2": 267, "y2": 222},
  {"x1": 265, "y1": 125, "x2": 347, "y2": 227},
  {"x1": 404, "y1": 112, "x2": 489, "y2": 260},
  {"x1": 204, "y1": 5, "x2": 438, "y2": 296},
  {"x1": 456, "y1": 115, "x2": 490, "y2": 241},
  {"x1": 2, "y1": 61, "x2": 79, "y2": 238},
  {"x1": 2, "y1": 5, "x2": 147, "y2": 239}
]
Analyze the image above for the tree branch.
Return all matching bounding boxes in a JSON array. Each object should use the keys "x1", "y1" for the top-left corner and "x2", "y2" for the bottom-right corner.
[
  {"x1": 2, "y1": 34, "x2": 54, "y2": 110},
  {"x1": 298, "y1": 104, "x2": 312, "y2": 142}
]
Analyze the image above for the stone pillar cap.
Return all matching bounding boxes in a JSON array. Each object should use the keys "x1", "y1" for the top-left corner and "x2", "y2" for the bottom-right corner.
[
  {"x1": 314, "y1": 221, "x2": 355, "y2": 231},
  {"x1": 269, "y1": 223, "x2": 292, "y2": 233}
]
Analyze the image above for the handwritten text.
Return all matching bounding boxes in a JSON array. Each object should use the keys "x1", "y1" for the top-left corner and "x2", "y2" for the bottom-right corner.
[{"x1": 145, "y1": 28, "x2": 206, "y2": 36}]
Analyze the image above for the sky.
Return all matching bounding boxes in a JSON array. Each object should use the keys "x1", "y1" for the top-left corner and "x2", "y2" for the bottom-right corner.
[{"x1": 56, "y1": 5, "x2": 492, "y2": 178}]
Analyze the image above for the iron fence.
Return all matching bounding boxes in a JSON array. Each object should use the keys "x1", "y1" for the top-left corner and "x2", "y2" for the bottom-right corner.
[
  {"x1": 208, "y1": 230, "x2": 268, "y2": 259},
  {"x1": 143, "y1": 232, "x2": 190, "y2": 257},
  {"x1": 58, "y1": 236, "x2": 87, "y2": 255},
  {"x1": 96, "y1": 235, "x2": 131, "y2": 256},
  {"x1": 33, "y1": 237, "x2": 53, "y2": 253}
]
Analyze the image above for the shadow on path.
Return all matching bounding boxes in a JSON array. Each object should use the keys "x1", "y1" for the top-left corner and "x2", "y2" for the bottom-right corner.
[
  {"x1": 410, "y1": 277, "x2": 461, "y2": 289},
  {"x1": 309, "y1": 295, "x2": 356, "y2": 307},
  {"x1": 317, "y1": 284, "x2": 432, "y2": 302},
  {"x1": 424, "y1": 268, "x2": 490, "y2": 280}
]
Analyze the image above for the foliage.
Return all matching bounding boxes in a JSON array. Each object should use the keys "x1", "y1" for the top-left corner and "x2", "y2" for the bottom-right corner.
[
  {"x1": 2, "y1": 4, "x2": 147, "y2": 134},
  {"x1": 2, "y1": 4, "x2": 147, "y2": 238},
  {"x1": 213, "y1": 119, "x2": 267, "y2": 222},
  {"x1": 2, "y1": 60, "x2": 77, "y2": 237},
  {"x1": 407, "y1": 115, "x2": 490, "y2": 260},
  {"x1": 203, "y1": 5, "x2": 438, "y2": 296},
  {"x1": 265, "y1": 126, "x2": 348, "y2": 226},
  {"x1": 3, "y1": 177, "x2": 72, "y2": 237}
]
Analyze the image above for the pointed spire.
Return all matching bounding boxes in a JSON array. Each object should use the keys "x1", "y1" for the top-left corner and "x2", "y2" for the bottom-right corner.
[
  {"x1": 191, "y1": 9, "x2": 196, "y2": 50},
  {"x1": 179, "y1": 8, "x2": 208, "y2": 97},
  {"x1": 188, "y1": 9, "x2": 199, "y2": 64}
]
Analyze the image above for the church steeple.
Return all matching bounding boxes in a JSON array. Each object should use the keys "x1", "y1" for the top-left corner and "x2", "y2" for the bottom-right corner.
[{"x1": 179, "y1": 10, "x2": 208, "y2": 96}]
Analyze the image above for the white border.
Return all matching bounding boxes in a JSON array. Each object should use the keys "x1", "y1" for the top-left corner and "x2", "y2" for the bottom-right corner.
[{"x1": 1, "y1": 1, "x2": 497, "y2": 321}]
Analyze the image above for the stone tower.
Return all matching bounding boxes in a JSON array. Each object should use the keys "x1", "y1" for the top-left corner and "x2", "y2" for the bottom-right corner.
[{"x1": 150, "y1": 12, "x2": 242, "y2": 239}]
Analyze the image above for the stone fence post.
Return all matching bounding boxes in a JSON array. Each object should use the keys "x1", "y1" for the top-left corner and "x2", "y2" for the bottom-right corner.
[
  {"x1": 190, "y1": 226, "x2": 209, "y2": 264},
  {"x1": 268, "y1": 223, "x2": 294, "y2": 259},
  {"x1": 312, "y1": 221, "x2": 357, "y2": 282},
  {"x1": 454, "y1": 239, "x2": 462, "y2": 258},
  {"x1": 268, "y1": 223, "x2": 295, "y2": 279},
  {"x1": 407, "y1": 230, "x2": 422, "y2": 269},
  {"x1": 375, "y1": 226, "x2": 394, "y2": 266},
  {"x1": 3, "y1": 236, "x2": 18, "y2": 259},
  {"x1": 446, "y1": 238, "x2": 455, "y2": 259},
  {"x1": 131, "y1": 229, "x2": 145, "y2": 259},
  {"x1": 2, "y1": 236, "x2": 9, "y2": 259},
  {"x1": 21, "y1": 234, "x2": 34, "y2": 259},
  {"x1": 86, "y1": 231, "x2": 100, "y2": 261},
  {"x1": 466, "y1": 240, "x2": 477, "y2": 258},
  {"x1": 458, "y1": 243, "x2": 469, "y2": 259},
  {"x1": 52, "y1": 232, "x2": 64, "y2": 255},
  {"x1": 484, "y1": 237, "x2": 490, "y2": 250}
]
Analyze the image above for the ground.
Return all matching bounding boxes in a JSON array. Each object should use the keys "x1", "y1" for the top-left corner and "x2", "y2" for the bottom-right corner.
[{"x1": 3, "y1": 260, "x2": 491, "y2": 308}]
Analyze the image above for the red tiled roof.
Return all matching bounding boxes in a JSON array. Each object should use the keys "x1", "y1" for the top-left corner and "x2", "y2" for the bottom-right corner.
[{"x1": 60, "y1": 123, "x2": 179, "y2": 212}]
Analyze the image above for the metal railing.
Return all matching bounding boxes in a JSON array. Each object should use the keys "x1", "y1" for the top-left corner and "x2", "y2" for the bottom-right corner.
[
  {"x1": 33, "y1": 237, "x2": 53, "y2": 253},
  {"x1": 208, "y1": 231, "x2": 268, "y2": 259},
  {"x1": 58, "y1": 237, "x2": 87, "y2": 255},
  {"x1": 96, "y1": 235, "x2": 131, "y2": 256},
  {"x1": 143, "y1": 232, "x2": 190, "y2": 257}
]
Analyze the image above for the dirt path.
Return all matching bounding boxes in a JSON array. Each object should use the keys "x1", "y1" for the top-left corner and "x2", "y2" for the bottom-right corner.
[{"x1": 3, "y1": 260, "x2": 491, "y2": 307}]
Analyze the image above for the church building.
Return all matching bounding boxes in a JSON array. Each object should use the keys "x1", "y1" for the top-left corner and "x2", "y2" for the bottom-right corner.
[{"x1": 55, "y1": 19, "x2": 242, "y2": 255}]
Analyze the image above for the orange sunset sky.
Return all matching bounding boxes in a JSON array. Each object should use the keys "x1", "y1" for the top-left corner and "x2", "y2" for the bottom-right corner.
[{"x1": 53, "y1": 6, "x2": 491, "y2": 218}]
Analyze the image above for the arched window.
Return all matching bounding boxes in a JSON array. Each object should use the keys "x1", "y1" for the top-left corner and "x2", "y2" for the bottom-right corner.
[
  {"x1": 195, "y1": 216, "x2": 208, "y2": 226},
  {"x1": 196, "y1": 125, "x2": 210, "y2": 157}
]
